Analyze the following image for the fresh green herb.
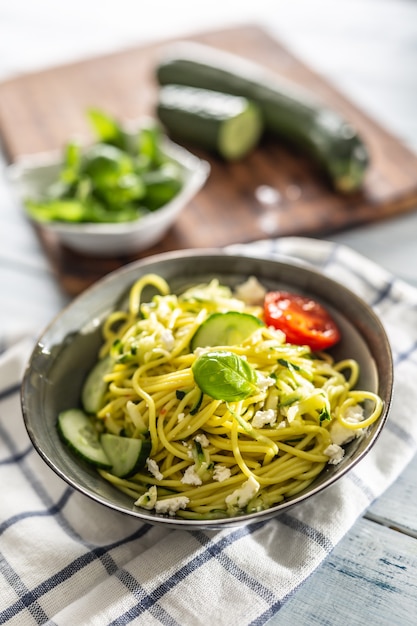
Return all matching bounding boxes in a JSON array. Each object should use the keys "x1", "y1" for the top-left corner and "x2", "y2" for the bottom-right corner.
[
  {"x1": 88, "y1": 107, "x2": 127, "y2": 148},
  {"x1": 192, "y1": 350, "x2": 258, "y2": 401},
  {"x1": 319, "y1": 407, "x2": 331, "y2": 423},
  {"x1": 278, "y1": 358, "x2": 301, "y2": 371},
  {"x1": 191, "y1": 440, "x2": 212, "y2": 481},
  {"x1": 24, "y1": 108, "x2": 184, "y2": 224}
]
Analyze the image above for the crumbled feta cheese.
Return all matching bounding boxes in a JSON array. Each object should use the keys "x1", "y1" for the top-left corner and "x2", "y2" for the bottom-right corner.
[
  {"x1": 194, "y1": 346, "x2": 212, "y2": 357},
  {"x1": 330, "y1": 422, "x2": 358, "y2": 446},
  {"x1": 177, "y1": 412, "x2": 185, "y2": 423},
  {"x1": 324, "y1": 443, "x2": 345, "y2": 465},
  {"x1": 154, "y1": 496, "x2": 190, "y2": 516},
  {"x1": 146, "y1": 458, "x2": 164, "y2": 481},
  {"x1": 213, "y1": 464, "x2": 232, "y2": 482},
  {"x1": 181, "y1": 464, "x2": 202, "y2": 486},
  {"x1": 134, "y1": 485, "x2": 157, "y2": 510},
  {"x1": 141, "y1": 335, "x2": 157, "y2": 354},
  {"x1": 160, "y1": 329, "x2": 175, "y2": 351},
  {"x1": 225, "y1": 475, "x2": 260, "y2": 509},
  {"x1": 234, "y1": 276, "x2": 267, "y2": 306},
  {"x1": 286, "y1": 406, "x2": 299, "y2": 423},
  {"x1": 345, "y1": 404, "x2": 364, "y2": 423},
  {"x1": 252, "y1": 409, "x2": 277, "y2": 428},
  {"x1": 256, "y1": 372, "x2": 275, "y2": 391},
  {"x1": 194, "y1": 433, "x2": 209, "y2": 447},
  {"x1": 330, "y1": 405, "x2": 365, "y2": 445},
  {"x1": 156, "y1": 300, "x2": 173, "y2": 320}
]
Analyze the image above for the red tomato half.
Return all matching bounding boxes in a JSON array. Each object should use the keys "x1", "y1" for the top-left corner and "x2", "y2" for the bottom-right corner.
[{"x1": 264, "y1": 291, "x2": 341, "y2": 351}]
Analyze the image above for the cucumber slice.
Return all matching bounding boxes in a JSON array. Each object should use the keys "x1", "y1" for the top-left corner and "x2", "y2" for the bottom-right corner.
[
  {"x1": 191, "y1": 311, "x2": 264, "y2": 350},
  {"x1": 100, "y1": 434, "x2": 151, "y2": 478},
  {"x1": 157, "y1": 84, "x2": 263, "y2": 161},
  {"x1": 82, "y1": 355, "x2": 114, "y2": 414},
  {"x1": 57, "y1": 409, "x2": 111, "y2": 469}
]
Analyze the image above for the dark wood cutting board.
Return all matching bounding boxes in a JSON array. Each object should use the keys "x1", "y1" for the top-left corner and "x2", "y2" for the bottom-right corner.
[{"x1": 1, "y1": 24, "x2": 417, "y2": 296}]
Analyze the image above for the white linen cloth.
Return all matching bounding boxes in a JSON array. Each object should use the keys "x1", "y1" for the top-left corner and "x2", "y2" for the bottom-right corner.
[{"x1": 1, "y1": 236, "x2": 416, "y2": 626}]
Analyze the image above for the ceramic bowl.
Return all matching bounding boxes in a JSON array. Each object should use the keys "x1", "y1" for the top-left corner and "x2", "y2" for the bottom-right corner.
[
  {"x1": 20, "y1": 249, "x2": 393, "y2": 529},
  {"x1": 8, "y1": 136, "x2": 210, "y2": 257}
]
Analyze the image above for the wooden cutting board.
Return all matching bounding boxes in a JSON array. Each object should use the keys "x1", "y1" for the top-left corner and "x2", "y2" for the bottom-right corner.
[{"x1": 1, "y1": 24, "x2": 417, "y2": 295}]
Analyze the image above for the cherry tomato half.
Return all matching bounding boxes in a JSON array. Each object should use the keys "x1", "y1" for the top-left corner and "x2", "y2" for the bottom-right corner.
[{"x1": 264, "y1": 291, "x2": 341, "y2": 351}]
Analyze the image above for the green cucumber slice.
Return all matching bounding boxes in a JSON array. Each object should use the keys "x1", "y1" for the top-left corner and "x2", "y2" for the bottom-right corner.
[
  {"x1": 191, "y1": 311, "x2": 264, "y2": 350},
  {"x1": 82, "y1": 355, "x2": 114, "y2": 414},
  {"x1": 57, "y1": 409, "x2": 111, "y2": 469},
  {"x1": 157, "y1": 84, "x2": 263, "y2": 161},
  {"x1": 100, "y1": 434, "x2": 151, "y2": 478}
]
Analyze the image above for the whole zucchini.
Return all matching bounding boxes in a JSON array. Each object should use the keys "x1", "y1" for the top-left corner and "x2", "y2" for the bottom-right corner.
[
  {"x1": 157, "y1": 84, "x2": 263, "y2": 161},
  {"x1": 156, "y1": 42, "x2": 370, "y2": 193}
]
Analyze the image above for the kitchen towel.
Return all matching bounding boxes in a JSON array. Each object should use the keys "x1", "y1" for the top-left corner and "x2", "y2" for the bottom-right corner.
[{"x1": 1, "y1": 236, "x2": 416, "y2": 626}]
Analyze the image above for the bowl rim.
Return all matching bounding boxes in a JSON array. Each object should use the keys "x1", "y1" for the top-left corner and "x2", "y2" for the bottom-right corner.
[{"x1": 20, "y1": 248, "x2": 394, "y2": 529}]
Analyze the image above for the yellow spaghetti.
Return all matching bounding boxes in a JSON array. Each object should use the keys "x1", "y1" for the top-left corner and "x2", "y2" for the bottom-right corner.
[{"x1": 87, "y1": 273, "x2": 383, "y2": 520}]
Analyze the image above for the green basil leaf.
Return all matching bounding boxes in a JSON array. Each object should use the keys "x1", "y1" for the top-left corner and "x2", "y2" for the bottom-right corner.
[
  {"x1": 81, "y1": 143, "x2": 135, "y2": 188},
  {"x1": 24, "y1": 198, "x2": 87, "y2": 222},
  {"x1": 60, "y1": 140, "x2": 82, "y2": 185},
  {"x1": 141, "y1": 164, "x2": 183, "y2": 210},
  {"x1": 139, "y1": 126, "x2": 162, "y2": 165},
  {"x1": 192, "y1": 350, "x2": 258, "y2": 402},
  {"x1": 87, "y1": 108, "x2": 125, "y2": 148}
]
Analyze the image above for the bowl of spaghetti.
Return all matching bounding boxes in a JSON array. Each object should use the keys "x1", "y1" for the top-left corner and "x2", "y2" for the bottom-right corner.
[{"x1": 21, "y1": 249, "x2": 393, "y2": 528}]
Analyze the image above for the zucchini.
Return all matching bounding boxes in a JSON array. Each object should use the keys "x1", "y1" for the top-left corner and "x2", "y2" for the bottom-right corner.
[
  {"x1": 81, "y1": 355, "x2": 114, "y2": 414},
  {"x1": 156, "y1": 84, "x2": 263, "y2": 161},
  {"x1": 57, "y1": 409, "x2": 111, "y2": 469},
  {"x1": 100, "y1": 433, "x2": 151, "y2": 478},
  {"x1": 191, "y1": 311, "x2": 264, "y2": 350},
  {"x1": 189, "y1": 390, "x2": 204, "y2": 415},
  {"x1": 156, "y1": 42, "x2": 370, "y2": 192}
]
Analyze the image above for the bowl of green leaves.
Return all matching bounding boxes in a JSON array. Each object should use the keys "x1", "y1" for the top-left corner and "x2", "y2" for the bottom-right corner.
[{"x1": 8, "y1": 109, "x2": 210, "y2": 256}]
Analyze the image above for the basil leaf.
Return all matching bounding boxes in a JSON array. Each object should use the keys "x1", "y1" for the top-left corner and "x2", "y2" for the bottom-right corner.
[
  {"x1": 192, "y1": 350, "x2": 258, "y2": 402},
  {"x1": 87, "y1": 108, "x2": 126, "y2": 149},
  {"x1": 24, "y1": 199, "x2": 87, "y2": 222},
  {"x1": 60, "y1": 140, "x2": 82, "y2": 185}
]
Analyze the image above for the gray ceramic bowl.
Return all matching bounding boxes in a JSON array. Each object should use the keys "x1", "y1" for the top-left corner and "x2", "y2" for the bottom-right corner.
[{"x1": 21, "y1": 249, "x2": 393, "y2": 529}]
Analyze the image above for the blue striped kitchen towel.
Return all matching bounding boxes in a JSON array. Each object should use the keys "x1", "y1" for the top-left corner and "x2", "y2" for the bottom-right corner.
[{"x1": 1, "y1": 236, "x2": 417, "y2": 626}]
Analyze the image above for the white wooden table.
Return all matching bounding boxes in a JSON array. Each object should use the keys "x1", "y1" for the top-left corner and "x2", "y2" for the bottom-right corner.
[{"x1": 1, "y1": 1, "x2": 416, "y2": 623}]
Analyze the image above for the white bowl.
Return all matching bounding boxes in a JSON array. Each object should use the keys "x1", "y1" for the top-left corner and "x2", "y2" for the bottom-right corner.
[{"x1": 8, "y1": 134, "x2": 210, "y2": 257}]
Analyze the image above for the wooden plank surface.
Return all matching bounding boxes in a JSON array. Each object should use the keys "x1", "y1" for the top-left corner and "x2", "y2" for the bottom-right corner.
[
  {"x1": 268, "y1": 452, "x2": 417, "y2": 625},
  {"x1": 270, "y1": 516, "x2": 417, "y2": 625},
  {"x1": 1, "y1": 24, "x2": 417, "y2": 295},
  {"x1": 367, "y1": 451, "x2": 417, "y2": 537}
]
